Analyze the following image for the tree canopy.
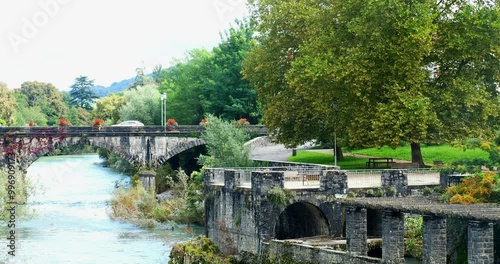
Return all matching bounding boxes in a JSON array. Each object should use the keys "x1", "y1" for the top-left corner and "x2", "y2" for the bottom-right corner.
[
  {"x1": 69, "y1": 76, "x2": 98, "y2": 110},
  {"x1": 244, "y1": 0, "x2": 500, "y2": 165}
]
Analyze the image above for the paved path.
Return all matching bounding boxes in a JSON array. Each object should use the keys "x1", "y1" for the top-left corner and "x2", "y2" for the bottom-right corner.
[{"x1": 250, "y1": 141, "x2": 412, "y2": 164}]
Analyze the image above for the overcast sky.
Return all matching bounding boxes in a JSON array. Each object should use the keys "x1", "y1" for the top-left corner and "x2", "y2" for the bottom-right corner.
[{"x1": 0, "y1": 0, "x2": 248, "y2": 90}]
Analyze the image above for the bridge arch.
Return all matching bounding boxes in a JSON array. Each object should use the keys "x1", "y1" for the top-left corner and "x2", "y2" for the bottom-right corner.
[{"x1": 274, "y1": 201, "x2": 330, "y2": 240}]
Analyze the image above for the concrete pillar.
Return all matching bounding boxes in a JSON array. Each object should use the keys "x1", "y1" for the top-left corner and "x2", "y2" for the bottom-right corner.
[
  {"x1": 422, "y1": 215, "x2": 447, "y2": 264},
  {"x1": 346, "y1": 206, "x2": 367, "y2": 256},
  {"x1": 138, "y1": 171, "x2": 156, "y2": 192},
  {"x1": 382, "y1": 210, "x2": 405, "y2": 264},
  {"x1": 468, "y1": 221, "x2": 494, "y2": 264},
  {"x1": 381, "y1": 170, "x2": 408, "y2": 196}
]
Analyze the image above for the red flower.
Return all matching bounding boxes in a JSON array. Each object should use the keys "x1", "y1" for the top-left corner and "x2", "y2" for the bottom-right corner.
[
  {"x1": 167, "y1": 118, "x2": 177, "y2": 125},
  {"x1": 93, "y1": 118, "x2": 105, "y2": 126},
  {"x1": 58, "y1": 119, "x2": 70, "y2": 126}
]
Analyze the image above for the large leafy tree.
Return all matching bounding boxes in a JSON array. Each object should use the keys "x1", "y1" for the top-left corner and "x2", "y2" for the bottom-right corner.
[
  {"x1": 244, "y1": 0, "x2": 500, "y2": 165},
  {"x1": 0, "y1": 82, "x2": 17, "y2": 125},
  {"x1": 159, "y1": 49, "x2": 213, "y2": 125},
  {"x1": 119, "y1": 84, "x2": 161, "y2": 125},
  {"x1": 19, "y1": 81, "x2": 68, "y2": 125},
  {"x1": 69, "y1": 76, "x2": 98, "y2": 110},
  {"x1": 92, "y1": 93, "x2": 126, "y2": 124},
  {"x1": 202, "y1": 20, "x2": 261, "y2": 124}
]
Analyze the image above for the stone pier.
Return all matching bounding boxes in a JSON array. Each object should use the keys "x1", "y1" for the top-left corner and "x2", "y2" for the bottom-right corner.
[
  {"x1": 138, "y1": 171, "x2": 156, "y2": 191},
  {"x1": 381, "y1": 210, "x2": 405, "y2": 264},
  {"x1": 346, "y1": 206, "x2": 367, "y2": 256},
  {"x1": 422, "y1": 215, "x2": 447, "y2": 264},
  {"x1": 468, "y1": 221, "x2": 494, "y2": 264}
]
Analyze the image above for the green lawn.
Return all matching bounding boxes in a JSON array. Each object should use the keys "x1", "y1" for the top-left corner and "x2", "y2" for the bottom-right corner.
[
  {"x1": 288, "y1": 145, "x2": 489, "y2": 169},
  {"x1": 349, "y1": 145, "x2": 489, "y2": 164}
]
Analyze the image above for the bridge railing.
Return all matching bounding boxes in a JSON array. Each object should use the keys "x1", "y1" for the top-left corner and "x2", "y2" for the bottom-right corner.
[
  {"x1": 344, "y1": 169, "x2": 383, "y2": 188},
  {"x1": 0, "y1": 125, "x2": 267, "y2": 137},
  {"x1": 343, "y1": 168, "x2": 441, "y2": 188}
]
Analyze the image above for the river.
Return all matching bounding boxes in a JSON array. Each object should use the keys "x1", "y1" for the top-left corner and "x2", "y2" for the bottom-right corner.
[{"x1": 1, "y1": 154, "x2": 202, "y2": 264}]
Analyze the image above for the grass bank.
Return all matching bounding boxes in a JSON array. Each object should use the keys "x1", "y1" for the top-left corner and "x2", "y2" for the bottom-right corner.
[{"x1": 288, "y1": 145, "x2": 489, "y2": 168}]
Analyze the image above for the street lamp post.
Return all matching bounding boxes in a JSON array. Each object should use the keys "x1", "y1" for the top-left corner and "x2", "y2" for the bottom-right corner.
[
  {"x1": 161, "y1": 92, "x2": 167, "y2": 131},
  {"x1": 332, "y1": 101, "x2": 338, "y2": 167}
]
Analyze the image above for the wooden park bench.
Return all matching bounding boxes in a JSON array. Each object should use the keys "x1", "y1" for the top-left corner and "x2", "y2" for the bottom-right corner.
[{"x1": 366, "y1": 158, "x2": 394, "y2": 169}]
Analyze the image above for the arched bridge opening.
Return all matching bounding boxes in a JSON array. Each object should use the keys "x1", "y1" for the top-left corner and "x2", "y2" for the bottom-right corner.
[{"x1": 275, "y1": 202, "x2": 330, "y2": 240}]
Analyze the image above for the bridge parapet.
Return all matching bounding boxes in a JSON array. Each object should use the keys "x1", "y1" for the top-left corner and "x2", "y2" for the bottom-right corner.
[{"x1": 0, "y1": 125, "x2": 267, "y2": 137}]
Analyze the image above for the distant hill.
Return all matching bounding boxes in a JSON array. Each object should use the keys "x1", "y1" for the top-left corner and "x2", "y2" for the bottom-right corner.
[{"x1": 92, "y1": 77, "x2": 135, "y2": 97}]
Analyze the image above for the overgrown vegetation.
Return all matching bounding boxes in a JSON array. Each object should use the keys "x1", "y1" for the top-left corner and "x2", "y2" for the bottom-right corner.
[
  {"x1": 0, "y1": 171, "x2": 34, "y2": 221},
  {"x1": 169, "y1": 236, "x2": 233, "y2": 264},
  {"x1": 442, "y1": 172, "x2": 499, "y2": 204},
  {"x1": 404, "y1": 216, "x2": 423, "y2": 260},
  {"x1": 268, "y1": 187, "x2": 296, "y2": 207}
]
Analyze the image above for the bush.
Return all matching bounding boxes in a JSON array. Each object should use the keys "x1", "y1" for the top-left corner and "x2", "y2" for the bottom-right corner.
[
  {"x1": 169, "y1": 236, "x2": 232, "y2": 264},
  {"x1": 405, "y1": 216, "x2": 423, "y2": 260},
  {"x1": 442, "y1": 172, "x2": 496, "y2": 204}
]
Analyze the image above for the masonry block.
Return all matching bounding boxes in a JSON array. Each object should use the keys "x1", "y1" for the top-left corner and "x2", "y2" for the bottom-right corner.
[
  {"x1": 346, "y1": 206, "x2": 368, "y2": 256},
  {"x1": 468, "y1": 221, "x2": 494, "y2": 264},
  {"x1": 382, "y1": 210, "x2": 404, "y2": 264},
  {"x1": 381, "y1": 170, "x2": 408, "y2": 196},
  {"x1": 422, "y1": 215, "x2": 447, "y2": 264}
]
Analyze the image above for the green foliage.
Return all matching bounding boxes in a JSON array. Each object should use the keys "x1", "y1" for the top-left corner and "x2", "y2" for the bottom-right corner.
[
  {"x1": 0, "y1": 82, "x2": 16, "y2": 125},
  {"x1": 169, "y1": 236, "x2": 232, "y2": 264},
  {"x1": 404, "y1": 216, "x2": 423, "y2": 260},
  {"x1": 19, "y1": 81, "x2": 68, "y2": 125},
  {"x1": 268, "y1": 187, "x2": 295, "y2": 207},
  {"x1": 110, "y1": 182, "x2": 157, "y2": 228},
  {"x1": 69, "y1": 76, "x2": 98, "y2": 110},
  {"x1": 92, "y1": 93, "x2": 125, "y2": 124},
  {"x1": 119, "y1": 84, "x2": 161, "y2": 125},
  {"x1": 198, "y1": 115, "x2": 254, "y2": 168},
  {"x1": 386, "y1": 186, "x2": 397, "y2": 197},
  {"x1": 155, "y1": 162, "x2": 176, "y2": 193},
  {"x1": 0, "y1": 170, "x2": 35, "y2": 221},
  {"x1": 202, "y1": 19, "x2": 261, "y2": 124},
  {"x1": 443, "y1": 172, "x2": 496, "y2": 204},
  {"x1": 244, "y1": 0, "x2": 500, "y2": 161}
]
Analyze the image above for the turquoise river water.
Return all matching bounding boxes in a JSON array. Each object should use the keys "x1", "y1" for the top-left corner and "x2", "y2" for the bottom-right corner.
[{"x1": 1, "y1": 154, "x2": 202, "y2": 264}]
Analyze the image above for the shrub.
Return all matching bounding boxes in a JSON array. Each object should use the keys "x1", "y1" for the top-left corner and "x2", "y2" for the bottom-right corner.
[
  {"x1": 405, "y1": 216, "x2": 423, "y2": 260},
  {"x1": 442, "y1": 172, "x2": 496, "y2": 204}
]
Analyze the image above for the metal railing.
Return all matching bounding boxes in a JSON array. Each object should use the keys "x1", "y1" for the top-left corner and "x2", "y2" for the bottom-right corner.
[
  {"x1": 344, "y1": 169, "x2": 383, "y2": 188},
  {"x1": 406, "y1": 169, "x2": 440, "y2": 186}
]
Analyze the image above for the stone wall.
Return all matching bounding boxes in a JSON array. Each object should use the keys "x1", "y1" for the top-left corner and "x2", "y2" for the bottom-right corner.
[
  {"x1": 263, "y1": 240, "x2": 381, "y2": 264},
  {"x1": 381, "y1": 170, "x2": 408, "y2": 195},
  {"x1": 204, "y1": 168, "x2": 348, "y2": 256}
]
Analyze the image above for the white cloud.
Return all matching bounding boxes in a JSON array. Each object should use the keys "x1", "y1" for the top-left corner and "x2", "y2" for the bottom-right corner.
[{"x1": 0, "y1": 0, "x2": 248, "y2": 90}]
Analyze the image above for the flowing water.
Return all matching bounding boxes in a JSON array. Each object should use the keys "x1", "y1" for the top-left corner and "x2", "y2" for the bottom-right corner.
[{"x1": 1, "y1": 154, "x2": 202, "y2": 264}]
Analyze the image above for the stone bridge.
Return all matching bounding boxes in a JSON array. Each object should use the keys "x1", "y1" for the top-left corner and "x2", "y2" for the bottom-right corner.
[
  {"x1": 204, "y1": 166, "x2": 499, "y2": 263},
  {"x1": 0, "y1": 125, "x2": 266, "y2": 171}
]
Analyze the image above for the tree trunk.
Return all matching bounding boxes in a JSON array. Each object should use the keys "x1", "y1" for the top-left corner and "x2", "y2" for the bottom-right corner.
[
  {"x1": 411, "y1": 142, "x2": 425, "y2": 167},
  {"x1": 335, "y1": 145, "x2": 344, "y2": 161}
]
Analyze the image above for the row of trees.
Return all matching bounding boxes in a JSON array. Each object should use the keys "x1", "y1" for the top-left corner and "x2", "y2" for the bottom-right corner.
[
  {"x1": 0, "y1": 79, "x2": 96, "y2": 127},
  {"x1": 243, "y1": 0, "x2": 500, "y2": 165}
]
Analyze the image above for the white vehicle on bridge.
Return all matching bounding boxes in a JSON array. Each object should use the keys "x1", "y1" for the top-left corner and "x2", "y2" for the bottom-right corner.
[{"x1": 112, "y1": 120, "x2": 144, "y2": 127}]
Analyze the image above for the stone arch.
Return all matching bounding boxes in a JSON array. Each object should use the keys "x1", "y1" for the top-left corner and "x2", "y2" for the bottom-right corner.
[
  {"x1": 274, "y1": 201, "x2": 330, "y2": 240},
  {"x1": 157, "y1": 138, "x2": 206, "y2": 166},
  {"x1": 14, "y1": 136, "x2": 133, "y2": 170}
]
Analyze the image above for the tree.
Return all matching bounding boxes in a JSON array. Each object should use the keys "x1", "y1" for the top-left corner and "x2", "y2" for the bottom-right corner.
[
  {"x1": 201, "y1": 20, "x2": 261, "y2": 124},
  {"x1": 198, "y1": 114, "x2": 254, "y2": 168},
  {"x1": 159, "y1": 49, "x2": 213, "y2": 125},
  {"x1": 119, "y1": 84, "x2": 161, "y2": 125},
  {"x1": 244, "y1": 0, "x2": 500, "y2": 166},
  {"x1": 129, "y1": 67, "x2": 155, "y2": 90},
  {"x1": 19, "y1": 81, "x2": 68, "y2": 125},
  {"x1": 69, "y1": 76, "x2": 98, "y2": 110},
  {"x1": 93, "y1": 93, "x2": 126, "y2": 124},
  {"x1": 0, "y1": 82, "x2": 16, "y2": 125}
]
